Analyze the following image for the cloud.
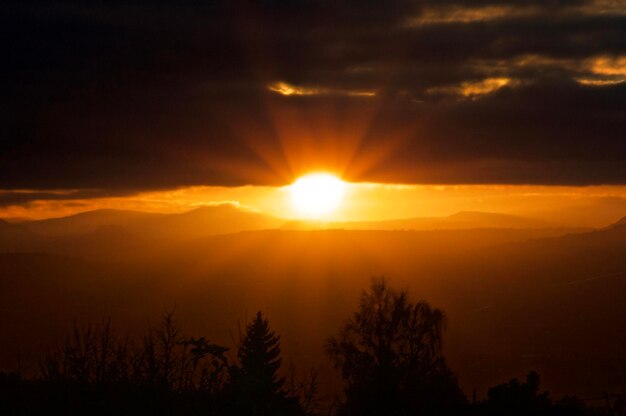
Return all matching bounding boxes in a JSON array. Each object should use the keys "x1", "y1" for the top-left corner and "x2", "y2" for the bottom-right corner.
[
  {"x1": 405, "y1": 0, "x2": 626, "y2": 27},
  {"x1": 0, "y1": 189, "x2": 136, "y2": 208},
  {"x1": 404, "y1": 5, "x2": 542, "y2": 26},
  {"x1": 0, "y1": 0, "x2": 625, "y2": 190},
  {"x1": 588, "y1": 55, "x2": 626, "y2": 76},
  {"x1": 267, "y1": 82, "x2": 376, "y2": 97},
  {"x1": 427, "y1": 78, "x2": 514, "y2": 98}
]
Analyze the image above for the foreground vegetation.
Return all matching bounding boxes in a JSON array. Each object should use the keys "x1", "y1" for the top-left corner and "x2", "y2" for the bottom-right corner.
[{"x1": 1, "y1": 279, "x2": 624, "y2": 415}]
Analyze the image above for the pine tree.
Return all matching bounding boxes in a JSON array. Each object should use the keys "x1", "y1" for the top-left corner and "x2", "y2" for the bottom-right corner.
[
  {"x1": 229, "y1": 311, "x2": 300, "y2": 415},
  {"x1": 237, "y1": 311, "x2": 285, "y2": 397}
]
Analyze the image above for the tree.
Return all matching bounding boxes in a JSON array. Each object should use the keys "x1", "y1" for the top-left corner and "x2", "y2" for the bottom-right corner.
[
  {"x1": 228, "y1": 311, "x2": 301, "y2": 415},
  {"x1": 483, "y1": 371, "x2": 552, "y2": 416},
  {"x1": 326, "y1": 277, "x2": 465, "y2": 416},
  {"x1": 39, "y1": 312, "x2": 230, "y2": 414}
]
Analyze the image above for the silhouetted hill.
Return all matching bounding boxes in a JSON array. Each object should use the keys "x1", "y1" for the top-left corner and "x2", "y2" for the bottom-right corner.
[
  {"x1": 283, "y1": 211, "x2": 551, "y2": 231},
  {"x1": 0, "y1": 219, "x2": 148, "y2": 261},
  {"x1": 0, "y1": 218, "x2": 29, "y2": 233},
  {"x1": 606, "y1": 215, "x2": 626, "y2": 229},
  {"x1": 445, "y1": 211, "x2": 548, "y2": 228},
  {"x1": 16, "y1": 205, "x2": 284, "y2": 242},
  {"x1": 167, "y1": 225, "x2": 626, "y2": 399},
  {"x1": 451, "y1": 223, "x2": 626, "y2": 396},
  {"x1": 140, "y1": 205, "x2": 284, "y2": 240},
  {"x1": 23, "y1": 209, "x2": 161, "y2": 237},
  {"x1": 0, "y1": 219, "x2": 36, "y2": 251},
  {"x1": 1, "y1": 208, "x2": 584, "y2": 261},
  {"x1": 48, "y1": 225, "x2": 147, "y2": 261},
  {"x1": 0, "y1": 252, "x2": 152, "y2": 369},
  {"x1": 26, "y1": 208, "x2": 550, "y2": 239},
  {"x1": 2, "y1": 224, "x2": 626, "y2": 399}
]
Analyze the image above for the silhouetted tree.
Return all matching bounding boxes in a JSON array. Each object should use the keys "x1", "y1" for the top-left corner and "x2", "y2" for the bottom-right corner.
[
  {"x1": 326, "y1": 277, "x2": 465, "y2": 416},
  {"x1": 180, "y1": 336, "x2": 230, "y2": 394},
  {"x1": 38, "y1": 311, "x2": 230, "y2": 414},
  {"x1": 470, "y1": 372, "x2": 596, "y2": 416},
  {"x1": 286, "y1": 365, "x2": 321, "y2": 415},
  {"x1": 482, "y1": 371, "x2": 552, "y2": 416},
  {"x1": 228, "y1": 311, "x2": 301, "y2": 415},
  {"x1": 41, "y1": 318, "x2": 132, "y2": 385},
  {"x1": 553, "y1": 395, "x2": 587, "y2": 416}
]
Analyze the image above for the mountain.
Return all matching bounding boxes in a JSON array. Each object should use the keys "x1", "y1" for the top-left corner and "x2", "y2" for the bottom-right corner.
[
  {"x1": 0, "y1": 218, "x2": 27, "y2": 233},
  {"x1": 21, "y1": 204, "x2": 284, "y2": 240},
  {"x1": 137, "y1": 205, "x2": 284, "y2": 240},
  {"x1": 283, "y1": 211, "x2": 552, "y2": 231},
  {"x1": 606, "y1": 215, "x2": 626, "y2": 229},
  {"x1": 2, "y1": 208, "x2": 579, "y2": 261},
  {"x1": 47, "y1": 225, "x2": 148, "y2": 261},
  {"x1": 360, "y1": 211, "x2": 549, "y2": 230},
  {"x1": 21, "y1": 209, "x2": 162, "y2": 237},
  {"x1": 0, "y1": 218, "x2": 37, "y2": 251},
  {"x1": 440, "y1": 211, "x2": 548, "y2": 228},
  {"x1": 0, "y1": 205, "x2": 285, "y2": 260},
  {"x1": 18, "y1": 209, "x2": 559, "y2": 240}
]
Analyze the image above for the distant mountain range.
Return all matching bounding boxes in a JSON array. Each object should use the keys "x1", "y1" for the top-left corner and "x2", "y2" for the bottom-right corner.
[
  {"x1": 18, "y1": 205, "x2": 283, "y2": 239},
  {"x1": 0, "y1": 205, "x2": 283, "y2": 257},
  {"x1": 284, "y1": 211, "x2": 551, "y2": 231},
  {"x1": 0, "y1": 206, "x2": 591, "y2": 260},
  {"x1": 4, "y1": 205, "x2": 583, "y2": 238}
]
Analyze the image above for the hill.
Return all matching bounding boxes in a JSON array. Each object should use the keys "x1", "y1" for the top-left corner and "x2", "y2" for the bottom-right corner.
[
  {"x1": 21, "y1": 204, "x2": 284, "y2": 240},
  {"x1": 283, "y1": 211, "x2": 551, "y2": 231},
  {"x1": 1, "y1": 225, "x2": 625, "y2": 398},
  {"x1": 606, "y1": 215, "x2": 626, "y2": 229},
  {"x1": 0, "y1": 208, "x2": 582, "y2": 260}
]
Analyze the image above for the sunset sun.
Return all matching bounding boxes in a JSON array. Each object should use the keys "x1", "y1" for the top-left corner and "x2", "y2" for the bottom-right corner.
[{"x1": 289, "y1": 173, "x2": 346, "y2": 217}]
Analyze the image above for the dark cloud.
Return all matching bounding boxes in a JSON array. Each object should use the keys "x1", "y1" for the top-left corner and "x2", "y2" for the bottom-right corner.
[
  {"x1": 0, "y1": 189, "x2": 135, "y2": 207},
  {"x1": 1, "y1": 0, "x2": 625, "y2": 190}
]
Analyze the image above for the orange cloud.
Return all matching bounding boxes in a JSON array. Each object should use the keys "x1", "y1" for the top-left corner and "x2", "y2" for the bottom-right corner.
[
  {"x1": 428, "y1": 78, "x2": 513, "y2": 98},
  {"x1": 268, "y1": 82, "x2": 376, "y2": 97}
]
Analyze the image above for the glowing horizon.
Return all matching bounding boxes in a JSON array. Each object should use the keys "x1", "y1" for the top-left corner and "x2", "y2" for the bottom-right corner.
[{"x1": 3, "y1": 183, "x2": 626, "y2": 229}]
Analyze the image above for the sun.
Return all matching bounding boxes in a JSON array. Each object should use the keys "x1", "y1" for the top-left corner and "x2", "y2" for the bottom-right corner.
[{"x1": 289, "y1": 173, "x2": 346, "y2": 217}]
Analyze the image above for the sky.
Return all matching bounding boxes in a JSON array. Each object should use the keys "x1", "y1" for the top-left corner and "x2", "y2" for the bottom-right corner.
[{"x1": 1, "y1": 1, "x2": 625, "y2": 221}]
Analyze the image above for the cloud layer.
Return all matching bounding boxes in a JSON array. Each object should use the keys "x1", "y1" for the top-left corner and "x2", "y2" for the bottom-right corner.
[{"x1": 1, "y1": 0, "x2": 625, "y2": 194}]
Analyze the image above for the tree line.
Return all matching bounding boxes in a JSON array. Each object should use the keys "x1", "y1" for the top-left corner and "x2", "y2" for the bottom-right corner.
[{"x1": 0, "y1": 278, "x2": 624, "y2": 415}]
